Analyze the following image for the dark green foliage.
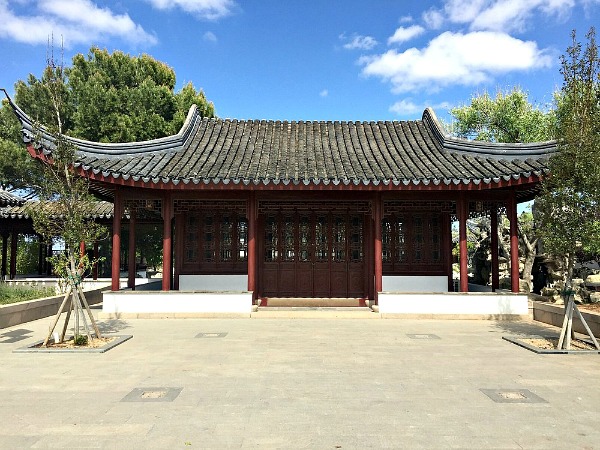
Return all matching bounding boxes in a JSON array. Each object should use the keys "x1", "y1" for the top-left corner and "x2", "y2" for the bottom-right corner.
[
  {"x1": 450, "y1": 88, "x2": 554, "y2": 143},
  {"x1": 0, "y1": 100, "x2": 43, "y2": 189},
  {"x1": 73, "y1": 334, "x2": 88, "y2": 346},
  {"x1": 25, "y1": 63, "x2": 108, "y2": 289},
  {"x1": 537, "y1": 28, "x2": 600, "y2": 278},
  {"x1": 1, "y1": 47, "x2": 215, "y2": 189}
]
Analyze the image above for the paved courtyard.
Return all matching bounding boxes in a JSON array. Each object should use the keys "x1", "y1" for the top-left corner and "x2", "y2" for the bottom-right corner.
[{"x1": 1, "y1": 310, "x2": 599, "y2": 449}]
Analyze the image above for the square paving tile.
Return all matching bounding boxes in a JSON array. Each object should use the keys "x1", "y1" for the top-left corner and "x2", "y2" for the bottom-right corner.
[
  {"x1": 121, "y1": 387, "x2": 183, "y2": 402},
  {"x1": 406, "y1": 333, "x2": 441, "y2": 340},
  {"x1": 480, "y1": 389, "x2": 548, "y2": 403},
  {"x1": 195, "y1": 332, "x2": 228, "y2": 338}
]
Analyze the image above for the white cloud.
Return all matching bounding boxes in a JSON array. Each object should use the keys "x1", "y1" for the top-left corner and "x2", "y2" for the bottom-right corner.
[
  {"x1": 388, "y1": 25, "x2": 425, "y2": 45},
  {"x1": 389, "y1": 99, "x2": 420, "y2": 115},
  {"x1": 422, "y1": 8, "x2": 444, "y2": 29},
  {"x1": 340, "y1": 33, "x2": 378, "y2": 50},
  {"x1": 360, "y1": 31, "x2": 552, "y2": 93},
  {"x1": 399, "y1": 15, "x2": 413, "y2": 23},
  {"x1": 319, "y1": 89, "x2": 329, "y2": 97},
  {"x1": 389, "y1": 99, "x2": 452, "y2": 116},
  {"x1": 427, "y1": 0, "x2": 577, "y2": 33},
  {"x1": 203, "y1": 31, "x2": 217, "y2": 42},
  {"x1": 146, "y1": 0, "x2": 236, "y2": 20},
  {"x1": 0, "y1": 0, "x2": 156, "y2": 46}
]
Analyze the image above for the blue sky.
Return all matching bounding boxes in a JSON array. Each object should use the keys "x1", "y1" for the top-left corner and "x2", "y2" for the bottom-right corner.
[{"x1": 1, "y1": 0, "x2": 599, "y2": 123}]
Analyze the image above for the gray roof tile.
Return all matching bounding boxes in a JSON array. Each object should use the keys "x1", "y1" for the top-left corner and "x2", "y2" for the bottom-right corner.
[{"x1": 8, "y1": 96, "x2": 556, "y2": 188}]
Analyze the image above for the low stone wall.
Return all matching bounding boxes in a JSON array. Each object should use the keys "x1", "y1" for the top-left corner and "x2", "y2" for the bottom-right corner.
[
  {"x1": 532, "y1": 301, "x2": 600, "y2": 336},
  {"x1": 0, "y1": 287, "x2": 105, "y2": 329},
  {"x1": 100, "y1": 290, "x2": 253, "y2": 318},
  {"x1": 378, "y1": 292, "x2": 529, "y2": 319}
]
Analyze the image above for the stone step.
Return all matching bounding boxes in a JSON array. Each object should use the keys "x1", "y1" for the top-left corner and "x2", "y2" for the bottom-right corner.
[
  {"x1": 261, "y1": 298, "x2": 365, "y2": 307},
  {"x1": 251, "y1": 306, "x2": 379, "y2": 319}
]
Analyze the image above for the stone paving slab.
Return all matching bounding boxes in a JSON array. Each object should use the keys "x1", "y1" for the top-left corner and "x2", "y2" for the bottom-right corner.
[{"x1": 1, "y1": 311, "x2": 599, "y2": 448}]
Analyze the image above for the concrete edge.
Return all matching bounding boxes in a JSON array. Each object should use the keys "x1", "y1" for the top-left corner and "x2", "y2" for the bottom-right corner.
[
  {"x1": 98, "y1": 312, "x2": 250, "y2": 319},
  {"x1": 250, "y1": 310, "x2": 380, "y2": 319},
  {"x1": 381, "y1": 313, "x2": 529, "y2": 320},
  {"x1": 13, "y1": 335, "x2": 133, "y2": 353},
  {"x1": 502, "y1": 335, "x2": 600, "y2": 355},
  {"x1": 1, "y1": 287, "x2": 104, "y2": 328}
]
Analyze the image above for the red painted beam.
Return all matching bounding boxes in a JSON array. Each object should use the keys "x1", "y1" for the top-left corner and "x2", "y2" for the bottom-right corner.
[
  {"x1": 111, "y1": 190, "x2": 122, "y2": 291},
  {"x1": 507, "y1": 193, "x2": 520, "y2": 293},
  {"x1": 247, "y1": 193, "x2": 257, "y2": 300},
  {"x1": 373, "y1": 193, "x2": 383, "y2": 302},
  {"x1": 162, "y1": 196, "x2": 172, "y2": 291},
  {"x1": 128, "y1": 211, "x2": 136, "y2": 290},
  {"x1": 458, "y1": 196, "x2": 468, "y2": 293}
]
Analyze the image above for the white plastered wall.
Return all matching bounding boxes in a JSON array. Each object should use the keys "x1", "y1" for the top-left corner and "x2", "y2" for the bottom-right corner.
[
  {"x1": 382, "y1": 275, "x2": 448, "y2": 293},
  {"x1": 179, "y1": 275, "x2": 248, "y2": 291}
]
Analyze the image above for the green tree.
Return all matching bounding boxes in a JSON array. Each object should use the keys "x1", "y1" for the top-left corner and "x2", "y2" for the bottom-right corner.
[
  {"x1": 3, "y1": 48, "x2": 214, "y2": 187},
  {"x1": 537, "y1": 28, "x2": 600, "y2": 350},
  {"x1": 0, "y1": 98, "x2": 43, "y2": 190},
  {"x1": 450, "y1": 88, "x2": 554, "y2": 143},
  {"x1": 26, "y1": 60, "x2": 108, "y2": 347},
  {"x1": 450, "y1": 89, "x2": 554, "y2": 291}
]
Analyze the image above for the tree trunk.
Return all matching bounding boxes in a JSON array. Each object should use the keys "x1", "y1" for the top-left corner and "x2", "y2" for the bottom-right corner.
[{"x1": 520, "y1": 233, "x2": 539, "y2": 293}]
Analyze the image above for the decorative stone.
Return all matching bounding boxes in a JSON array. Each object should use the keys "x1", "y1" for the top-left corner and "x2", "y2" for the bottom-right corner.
[{"x1": 586, "y1": 274, "x2": 600, "y2": 284}]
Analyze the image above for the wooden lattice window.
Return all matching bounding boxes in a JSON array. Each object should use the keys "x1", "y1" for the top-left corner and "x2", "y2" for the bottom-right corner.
[
  {"x1": 182, "y1": 211, "x2": 248, "y2": 274},
  {"x1": 383, "y1": 212, "x2": 444, "y2": 274}
]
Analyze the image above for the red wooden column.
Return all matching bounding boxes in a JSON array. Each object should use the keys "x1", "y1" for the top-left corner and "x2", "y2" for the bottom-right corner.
[
  {"x1": 490, "y1": 203, "x2": 500, "y2": 291},
  {"x1": 247, "y1": 193, "x2": 257, "y2": 301},
  {"x1": 373, "y1": 193, "x2": 383, "y2": 302},
  {"x1": 128, "y1": 210, "x2": 136, "y2": 290},
  {"x1": 111, "y1": 189, "x2": 122, "y2": 291},
  {"x1": 9, "y1": 231, "x2": 17, "y2": 279},
  {"x1": 507, "y1": 192, "x2": 520, "y2": 293},
  {"x1": 443, "y1": 212, "x2": 454, "y2": 292},
  {"x1": 162, "y1": 195, "x2": 173, "y2": 291},
  {"x1": 458, "y1": 195, "x2": 469, "y2": 292},
  {"x1": 1, "y1": 233, "x2": 7, "y2": 280},
  {"x1": 92, "y1": 241, "x2": 99, "y2": 280}
]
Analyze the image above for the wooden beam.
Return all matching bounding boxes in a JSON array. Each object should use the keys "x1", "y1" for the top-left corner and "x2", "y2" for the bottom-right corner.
[
  {"x1": 247, "y1": 192, "x2": 257, "y2": 300},
  {"x1": 458, "y1": 195, "x2": 468, "y2": 292},
  {"x1": 128, "y1": 210, "x2": 136, "y2": 290},
  {"x1": 507, "y1": 192, "x2": 520, "y2": 293},
  {"x1": 373, "y1": 193, "x2": 383, "y2": 302},
  {"x1": 162, "y1": 195, "x2": 173, "y2": 291},
  {"x1": 111, "y1": 188, "x2": 122, "y2": 291}
]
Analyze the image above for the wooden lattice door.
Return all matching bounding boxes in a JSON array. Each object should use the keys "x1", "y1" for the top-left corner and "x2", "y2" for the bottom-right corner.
[{"x1": 260, "y1": 211, "x2": 365, "y2": 298}]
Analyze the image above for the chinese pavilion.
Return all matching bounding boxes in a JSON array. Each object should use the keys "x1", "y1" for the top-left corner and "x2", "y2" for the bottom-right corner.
[{"x1": 7, "y1": 94, "x2": 556, "y2": 315}]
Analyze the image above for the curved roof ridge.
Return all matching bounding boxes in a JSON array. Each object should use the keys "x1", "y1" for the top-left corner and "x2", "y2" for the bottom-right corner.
[
  {"x1": 422, "y1": 107, "x2": 557, "y2": 159},
  {"x1": 2, "y1": 89, "x2": 200, "y2": 158}
]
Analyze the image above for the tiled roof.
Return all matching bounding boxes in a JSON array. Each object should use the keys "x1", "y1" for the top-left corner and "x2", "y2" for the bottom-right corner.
[
  {"x1": 6, "y1": 92, "x2": 556, "y2": 189},
  {"x1": 0, "y1": 189, "x2": 25, "y2": 207},
  {"x1": 0, "y1": 200, "x2": 114, "y2": 220}
]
